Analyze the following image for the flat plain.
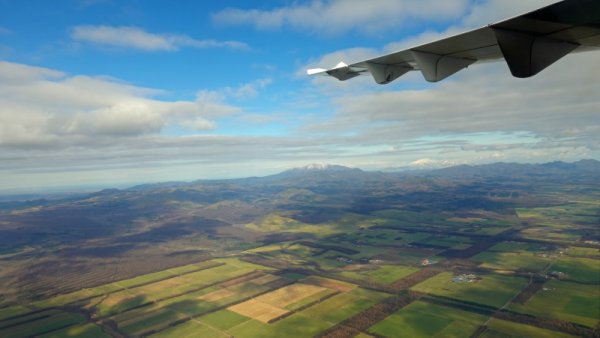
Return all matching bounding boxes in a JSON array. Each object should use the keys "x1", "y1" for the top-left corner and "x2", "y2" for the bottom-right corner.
[{"x1": 0, "y1": 161, "x2": 599, "y2": 337}]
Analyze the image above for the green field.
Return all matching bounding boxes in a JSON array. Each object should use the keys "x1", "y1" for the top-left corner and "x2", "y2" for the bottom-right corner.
[
  {"x1": 411, "y1": 272, "x2": 528, "y2": 308},
  {"x1": 549, "y1": 256, "x2": 600, "y2": 283},
  {"x1": 0, "y1": 306, "x2": 31, "y2": 322},
  {"x1": 369, "y1": 300, "x2": 489, "y2": 338},
  {"x1": 482, "y1": 318, "x2": 577, "y2": 338},
  {"x1": 472, "y1": 251, "x2": 552, "y2": 272},
  {"x1": 415, "y1": 235, "x2": 474, "y2": 249},
  {"x1": 338, "y1": 264, "x2": 419, "y2": 284},
  {"x1": 38, "y1": 323, "x2": 109, "y2": 338},
  {"x1": 509, "y1": 279, "x2": 600, "y2": 328},
  {"x1": 0, "y1": 311, "x2": 86, "y2": 338},
  {"x1": 564, "y1": 246, "x2": 599, "y2": 257}
]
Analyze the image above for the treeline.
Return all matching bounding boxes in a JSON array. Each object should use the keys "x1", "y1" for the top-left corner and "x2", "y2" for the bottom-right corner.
[
  {"x1": 389, "y1": 268, "x2": 442, "y2": 291},
  {"x1": 512, "y1": 280, "x2": 545, "y2": 304},
  {"x1": 421, "y1": 294, "x2": 596, "y2": 337},
  {"x1": 315, "y1": 291, "x2": 422, "y2": 338},
  {"x1": 494, "y1": 311, "x2": 595, "y2": 337}
]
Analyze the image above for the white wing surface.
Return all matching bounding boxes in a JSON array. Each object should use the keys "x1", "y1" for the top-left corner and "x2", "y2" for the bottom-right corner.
[{"x1": 308, "y1": 0, "x2": 600, "y2": 84}]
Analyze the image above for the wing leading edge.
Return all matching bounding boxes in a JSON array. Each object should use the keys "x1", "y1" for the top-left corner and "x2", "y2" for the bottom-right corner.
[{"x1": 307, "y1": 0, "x2": 600, "y2": 84}]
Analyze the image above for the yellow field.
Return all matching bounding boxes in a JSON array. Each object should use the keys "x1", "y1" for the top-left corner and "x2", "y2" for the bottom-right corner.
[
  {"x1": 228, "y1": 299, "x2": 289, "y2": 323},
  {"x1": 199, "y1": 288, "x2": 234, "y2": 302},
  {"x1": 256, "y1": 283, "x2": 327, "y2": 307},
  {"x1": 250, "y1": 274, "x2": 281, "y2": 285},
  {"x1": 302, "y1": 276, "x2": 356, "y2": 292}
]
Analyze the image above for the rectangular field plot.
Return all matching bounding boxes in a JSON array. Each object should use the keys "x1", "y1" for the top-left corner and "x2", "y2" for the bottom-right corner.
[
  {"x1": 228, "y1": 299, "x2": 289, "y2": 323},
  {"x1": 198, "y1": 310, "x2": 251, "y2": 332},
  {"x1": 338, "y1": 265, "x2": 419, "y2": 285},
  {"x1": 255, "y1": 283, "x2": 328, "y2": 308},
  {"x1": 549, "y1": 256, "x2": 600, "y2": 283},
  {"x1": 411, "y1": 272, "x2": 528, "y2": 308},
  {"x1": 0, "y1": 311, "x2": 86, "y2": 338},
  {"x1": 482, "y1": 318, "x2": 577, "y2": 338},
  {"x1": 368, "y1": 300, "x2": 488, "y2": 338},
  {"x1": 301, "y1": 276, "x2": 356, "y2": 292},
  {"x1": 471, "y1": 251, "x2": 552, "y2": 272},
  {"x1": 509, "y1": 279, "x2": 600, "y2": 328}
]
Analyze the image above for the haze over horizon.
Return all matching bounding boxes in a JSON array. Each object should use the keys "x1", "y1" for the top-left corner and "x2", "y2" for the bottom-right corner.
[{"x1": 1, "y1": 0, "x2": 599, "y2": 191}]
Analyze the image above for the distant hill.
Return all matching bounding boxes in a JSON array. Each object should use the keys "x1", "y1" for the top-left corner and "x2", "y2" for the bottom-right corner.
[{"x1": 418, "y1": 159, "x2": 600, "y2": 183}]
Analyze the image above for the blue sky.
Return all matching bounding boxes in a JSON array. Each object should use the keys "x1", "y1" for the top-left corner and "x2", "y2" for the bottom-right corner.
[{"x1": 1, "y1": 0, "x2": 599, "y2": 192}]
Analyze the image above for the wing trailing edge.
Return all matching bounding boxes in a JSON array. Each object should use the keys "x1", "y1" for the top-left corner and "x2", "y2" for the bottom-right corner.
[{"x1": 307, "y1": 0, "x2": 600, "y2": 84}]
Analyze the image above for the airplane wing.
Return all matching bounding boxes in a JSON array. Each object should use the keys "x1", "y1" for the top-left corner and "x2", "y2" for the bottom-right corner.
[{"x1": 307, "y1": 0, "x2": 600, "y2": 84}]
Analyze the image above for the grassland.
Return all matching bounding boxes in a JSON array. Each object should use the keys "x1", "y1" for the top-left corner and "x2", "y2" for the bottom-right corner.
[
  {"x1": 38, "y1": 323, "x2": 109, "y2": 338},
  {"x1": 411, "y1": 272, "x2": 528, "y2": 308},
  {"x1": 472, "y1": 251, "x2": 552, "y2": 272},
  {"x1": 509, "y1": 279, "x2": 600, "y2": 328},
  {"x1": 368, "y1": 300, "x2": 489, "y2": 338},
  {"x1": 549, "y1": 256, "x2": 600, "y2": 283},
  {"x1": 482, "y1": 318, "x2": 577, "y2": 338},
  {"x1": 0, "y1": 311, "x2": 86, "y2": 338},
  {"x1": 338, "y1": 264, "x2": 419, "y2": 285}
]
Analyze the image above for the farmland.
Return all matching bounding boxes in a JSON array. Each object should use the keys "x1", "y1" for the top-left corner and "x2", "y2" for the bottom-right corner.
[
  {"x1": 368, "y1": 300, "x2": 489, "y2": 338},
  {"x1": 509, "y1": 280, "x2": 600, "y2": 327},
  {"x1": 0, "y1": 161, "x2": 599, "y2": 337}
]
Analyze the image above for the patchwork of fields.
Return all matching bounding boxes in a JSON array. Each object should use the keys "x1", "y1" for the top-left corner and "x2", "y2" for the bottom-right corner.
[{"x1": 1, "y1": 193, "x2": 599, "y2": 337}]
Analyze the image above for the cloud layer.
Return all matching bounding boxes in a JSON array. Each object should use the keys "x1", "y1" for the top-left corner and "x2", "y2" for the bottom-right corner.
[
  {"x1": 0, "y1": 61, "x2": 244, "y2": 150},
  {"x1": 72, "y1": 25, "x2": 248, "y2": 51},
  {"x1": 213, "y1": 0, "x2": 470, "y2": 35}
]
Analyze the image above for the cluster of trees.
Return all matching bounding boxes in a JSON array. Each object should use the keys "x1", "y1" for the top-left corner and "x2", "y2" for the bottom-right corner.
[{"x1": 512, "y1": 280, "x2": 545, "y2": 304}]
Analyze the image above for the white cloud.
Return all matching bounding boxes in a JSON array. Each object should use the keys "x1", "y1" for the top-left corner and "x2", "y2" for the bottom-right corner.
[
  {"x1": 212, "y1": 0, "x2": 470, "y2": 35},
  {"x1": 0, "y1": 61, "x2": 244, "y2": 148},
  {"x1": 71, "y1": 25, "x2": 249, "y2": 51}
]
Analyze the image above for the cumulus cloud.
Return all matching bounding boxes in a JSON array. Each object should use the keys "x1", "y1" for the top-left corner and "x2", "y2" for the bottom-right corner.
[
  {"x1": 212, "y1": 0, "x2": 470, "y2": 35},
  {"x1": 0, "y1": 61, "x2": 244, "y2": 149},
  {"x1": 71, "y1": 25, "x2": 249, "y2": 51}
]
